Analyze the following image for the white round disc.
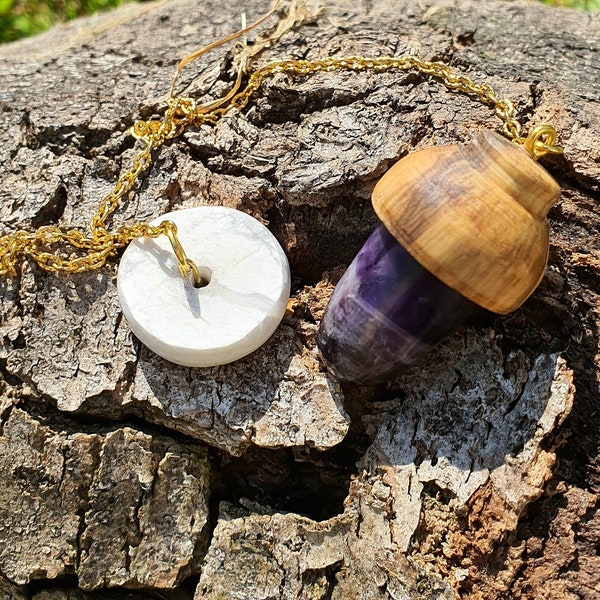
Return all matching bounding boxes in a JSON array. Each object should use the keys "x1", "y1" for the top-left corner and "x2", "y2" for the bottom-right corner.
[{"x1": 117, "y1": 206, "x2": 291, "y2": 367}]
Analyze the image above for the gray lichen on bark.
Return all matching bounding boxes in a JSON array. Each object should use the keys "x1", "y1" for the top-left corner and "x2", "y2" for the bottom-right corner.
[
  {"x1": 194, "y1": 334, "x2": 573, "y2": 599},
  {"x1": 0, "y1": 408, "x2": 210, "y2": 590}
]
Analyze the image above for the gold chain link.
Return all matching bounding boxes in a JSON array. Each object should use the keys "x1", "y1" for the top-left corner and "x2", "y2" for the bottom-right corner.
[{"x1": 0, "y1": 55, "x2": 561, "y2": 277}]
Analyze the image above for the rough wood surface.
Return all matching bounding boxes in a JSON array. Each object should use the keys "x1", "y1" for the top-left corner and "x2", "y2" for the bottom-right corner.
[
  {"x1": 0, "y1": 0, "x2": 599, "y2": 598},
  {"x1": 0, "y1": 408, "x2": 210, "y2": 590}
]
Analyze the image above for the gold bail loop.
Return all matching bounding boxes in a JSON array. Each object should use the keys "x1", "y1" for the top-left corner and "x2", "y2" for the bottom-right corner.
[
  {"x1": 164, "y1": 221, "x2": 203, "y2": 287},
  {"x1": 522, "y1": 124, "x2": 564, "y2": 160}
]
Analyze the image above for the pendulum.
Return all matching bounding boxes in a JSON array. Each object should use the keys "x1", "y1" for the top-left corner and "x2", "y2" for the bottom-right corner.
[
  {"x1": 317, "y1": 130, "x2": 561, "y2": 383},
  {"x1": 117, "y1": 206, "x2": 291, "y2": 367},
  {"x1": 317, "y1": 129, "x2": 561, "y2": 384},
  {"x1": 0, "y1": 27, "x2": 565, "y2": 380}
]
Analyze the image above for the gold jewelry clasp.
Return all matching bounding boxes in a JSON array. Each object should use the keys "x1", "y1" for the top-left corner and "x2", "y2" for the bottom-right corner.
[
  {"x1": 522, "y1": 124, "x2": 564, "y2": 160},
  {"x1": 163, "y1": 221, "x2": 203, "y2": 288}
]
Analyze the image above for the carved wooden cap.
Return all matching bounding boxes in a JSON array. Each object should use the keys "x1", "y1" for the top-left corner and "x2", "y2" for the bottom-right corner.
[{"x1": 371, "y1": 130, "x2": 561, "y2": 314}]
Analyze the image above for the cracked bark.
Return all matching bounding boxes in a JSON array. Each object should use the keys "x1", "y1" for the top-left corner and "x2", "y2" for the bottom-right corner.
[
  {"x1": 0, "y1": 407, "x2": 210, "y2": 591},
  {"x1": 0, "y1": 0, "x2": 599, "y2": 598}
]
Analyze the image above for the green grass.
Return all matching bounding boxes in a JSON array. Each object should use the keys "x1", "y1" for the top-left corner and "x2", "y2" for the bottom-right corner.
[
  {"x1": 0, "y1": 0, "x2": 125, "y2": 43},
  {"x1": 541, "y1": 0, "x2": 600, "y2": 7},
  {"x1": 0, "y1": 0, "x2": 598, "y2": 44}
]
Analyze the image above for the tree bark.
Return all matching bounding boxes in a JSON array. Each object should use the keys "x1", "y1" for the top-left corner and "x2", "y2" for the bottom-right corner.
[{"x1": 0, "y1": 0, "x2": 599, "y2": 598}]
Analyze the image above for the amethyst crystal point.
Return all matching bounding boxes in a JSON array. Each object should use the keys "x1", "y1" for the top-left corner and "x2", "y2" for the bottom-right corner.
[{"x1": 317, "y1": 225, "x2": 476, "y2": 384}]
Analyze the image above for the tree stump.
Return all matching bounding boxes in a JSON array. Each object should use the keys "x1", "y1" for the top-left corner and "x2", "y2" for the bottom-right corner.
[{"x1": 0, "y1": 0, "x2": 599, "y2": 598}]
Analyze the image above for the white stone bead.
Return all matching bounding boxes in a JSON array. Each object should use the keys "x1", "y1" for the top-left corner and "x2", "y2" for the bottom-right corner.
[{"x1": 117, "y1": 206, "x2": 291, "y2": 367}]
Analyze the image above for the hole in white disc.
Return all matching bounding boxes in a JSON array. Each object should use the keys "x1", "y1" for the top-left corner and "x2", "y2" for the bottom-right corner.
[{"x1": 194, "y1": 266, "x2": 213, "y2": 289}]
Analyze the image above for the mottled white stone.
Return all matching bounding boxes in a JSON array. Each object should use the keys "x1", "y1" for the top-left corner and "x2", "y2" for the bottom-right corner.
[{"x1": 117, "y1": 207, "x2": 291, "y2": 367}]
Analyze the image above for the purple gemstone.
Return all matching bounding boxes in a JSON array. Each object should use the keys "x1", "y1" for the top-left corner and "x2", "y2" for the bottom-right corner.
[{"x1": 317, "y1": 224, "x2": 476, "y2": 383}]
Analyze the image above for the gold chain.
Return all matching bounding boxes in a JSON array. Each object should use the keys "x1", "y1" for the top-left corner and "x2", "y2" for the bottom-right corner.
[{"x1": 0, "y1": 55, "x2": 562, "y2": 277}]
